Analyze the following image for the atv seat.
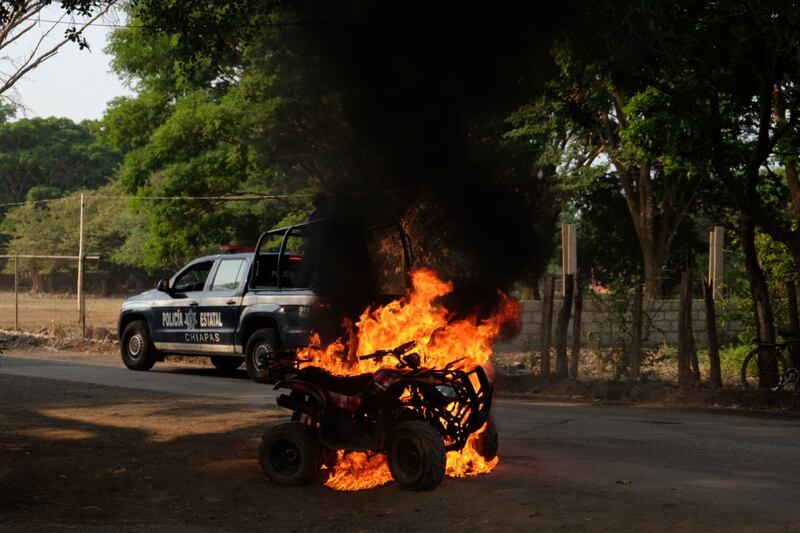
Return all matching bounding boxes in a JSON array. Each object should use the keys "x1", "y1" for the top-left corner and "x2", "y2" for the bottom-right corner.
[{"x1": 298, "y1": 366, "x2": 374, "y2": 396}]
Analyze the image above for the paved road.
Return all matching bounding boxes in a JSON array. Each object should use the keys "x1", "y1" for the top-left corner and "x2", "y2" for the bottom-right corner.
[{"x1": 3, "y1": 353, "x2": 800, "y2": 530}]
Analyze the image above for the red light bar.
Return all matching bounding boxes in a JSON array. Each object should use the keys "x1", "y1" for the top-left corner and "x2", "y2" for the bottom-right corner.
[{"x1": 220, "y1": 245, "x2": 256, "y2": 253}]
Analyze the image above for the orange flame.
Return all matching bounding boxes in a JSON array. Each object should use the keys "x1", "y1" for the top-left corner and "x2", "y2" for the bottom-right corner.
[
  {"x1": 300, "y1": 268, "x2": 518, "y2": 491},
  {"x1": 445, "y1": 423, "x2": 499, "y2": 478},
  {"x1": 299, "y1": 268, "x2": 520, "y2": 375},
  {"x1": 323, "y1": 451, "x2": 393, "y2": 491},
  {"x1": 322, "y1": 423, "x2": 499, "y2": 491}
]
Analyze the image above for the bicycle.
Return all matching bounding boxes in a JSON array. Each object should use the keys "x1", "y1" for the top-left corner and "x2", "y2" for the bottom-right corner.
[{"x1": 740, "y1": 336, "x2": 800, "y2": 391}]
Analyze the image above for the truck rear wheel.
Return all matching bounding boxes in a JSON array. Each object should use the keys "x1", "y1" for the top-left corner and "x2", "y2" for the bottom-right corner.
[
  {"x1": 121, "y1": 320, "x2": 156, "y2": 371},
  {"x1": 245, "y1": 328, "x2": 280, "y2": 383}
]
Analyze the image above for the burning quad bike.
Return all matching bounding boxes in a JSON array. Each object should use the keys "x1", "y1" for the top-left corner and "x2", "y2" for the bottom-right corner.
[{"x1": 258, "y1": 341, "x2": 498, "y2": 491}]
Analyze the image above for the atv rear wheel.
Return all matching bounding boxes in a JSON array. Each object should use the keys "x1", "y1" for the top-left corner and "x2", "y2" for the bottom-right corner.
[
  {"x1": 473, "y1": 416, "x2": 498, "y2": 461},
  {"x1": 387, "y1": 421, "x2": 445, "y2": 491},
  {"x1": 259, "y1": 422, "x2": 321, "y2": 486}
]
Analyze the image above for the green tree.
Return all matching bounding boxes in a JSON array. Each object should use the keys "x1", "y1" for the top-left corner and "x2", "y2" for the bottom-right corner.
[
  {"x1": 0, "y1": 116, "x2": 121, "y2": 205},
  {"x1": 508, "y1": 37, "x2": 710, "y2": 298},
  {"x1": 1, "y1": 182, "x2": 147, "y2": 285},
  {"x1": 103, "y1": 18, "x2": 314, "y2": 268},
  {"x1": 575, "y1": 0, "x2": 800, "y2": 387}
]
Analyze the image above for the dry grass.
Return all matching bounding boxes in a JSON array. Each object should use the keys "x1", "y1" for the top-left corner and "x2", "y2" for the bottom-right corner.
[{"x1": 0, "y1": 291, "x2": 124, "y2": 332}]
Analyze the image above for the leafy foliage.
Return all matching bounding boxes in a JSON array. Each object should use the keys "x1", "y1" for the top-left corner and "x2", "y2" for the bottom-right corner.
[
  {"x1": 1, "y1": 182, "x2": 146, "y2": 274},
  {"x1": 0, "y1": 116, "x2": 121, "y2": 205}
]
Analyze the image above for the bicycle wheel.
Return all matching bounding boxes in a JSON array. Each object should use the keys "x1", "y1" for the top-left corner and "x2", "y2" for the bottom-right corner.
[
  {"x1": 740, "y1": 349, "x2": 759, "y2": 388},
  {"x1": 740, "y1": 348, "x2": 786, "y2": 388}
]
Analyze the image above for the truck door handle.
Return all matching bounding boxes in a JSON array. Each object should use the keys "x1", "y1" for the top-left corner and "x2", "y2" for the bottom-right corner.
[{"x1": 226, "y1": 300, "x2": 237, "y2": 305}]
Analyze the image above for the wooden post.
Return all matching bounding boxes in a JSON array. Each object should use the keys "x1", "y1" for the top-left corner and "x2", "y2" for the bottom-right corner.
[
  {"x1": 708, "y1": 226, "x2": 725, "y2": 299},
  {"x1": 630, "y1": 282, "x2": 643, "y2": 380},
  {"x1": 570, "y1": 272, "x2": 583, "y2": 378},
  {"x1": 539, "y1": 276, "x2": 555, "y2": 378},
  {"x1": 555, "y1": 273, "x2": 574, "y2": 378},
  {"x1": 77, "y1": 193, "x2": 86, "y2": 338},
  {"x1": 703, "y1": 278, "x2": 722, "y2": 388},
  {"x1": 561, "y1": 224, "x2": 577, "y2": 297},
  {"x1": 14, "y1": 253, "x2": 19, "y2": 332},
  {"x1": 678, "y1": 270, "x2": 692, "y2": 386},
  {"x1": 685, "y1": 264, "x2": 700, "y2": 382}
]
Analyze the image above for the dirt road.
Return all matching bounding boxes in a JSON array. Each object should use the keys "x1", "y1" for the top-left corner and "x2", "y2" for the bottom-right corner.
[{"x1": 1, "y1": 352, "x2": 798, "y2": 531}]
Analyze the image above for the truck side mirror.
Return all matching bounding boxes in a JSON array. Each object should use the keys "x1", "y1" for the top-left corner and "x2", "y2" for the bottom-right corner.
[{"x1": 156, "y1": 279, "x2": 170, "y2": 292}]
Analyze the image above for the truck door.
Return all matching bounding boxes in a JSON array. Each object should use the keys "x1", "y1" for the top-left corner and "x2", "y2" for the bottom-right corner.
[
  {"x1": 152, "y1": 259, "x2": 214, "y2": 350},
  {"x1": 195, "y1": 257, "x2": 248, "y2": 352}
]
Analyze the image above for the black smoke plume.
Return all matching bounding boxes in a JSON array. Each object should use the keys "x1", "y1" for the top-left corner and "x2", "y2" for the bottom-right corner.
[{"x1": 283, "y1": 1, "x2": 568, "y2": 319}]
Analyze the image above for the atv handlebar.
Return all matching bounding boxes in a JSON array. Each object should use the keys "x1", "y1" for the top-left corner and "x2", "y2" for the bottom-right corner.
[
  {"x1": 358, "y1": 340, "x2": 417, "y2": 361},
  {"x1": 358, "y1": 340, "x2": 421, "y2": 369}
]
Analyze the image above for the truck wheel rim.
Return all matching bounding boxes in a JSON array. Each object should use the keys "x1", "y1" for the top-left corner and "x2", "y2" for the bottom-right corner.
[
  {"x1": 253, "y1": 344, "x2": 270, "y2": 375},
  {"x1": 128, "y1": 333, "x2": 144, "y2": 359}
]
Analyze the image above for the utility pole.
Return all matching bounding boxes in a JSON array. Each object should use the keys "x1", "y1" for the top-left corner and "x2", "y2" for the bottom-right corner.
[{"x1": 77, "y1": 193, "x2": 86, "y2": 338}]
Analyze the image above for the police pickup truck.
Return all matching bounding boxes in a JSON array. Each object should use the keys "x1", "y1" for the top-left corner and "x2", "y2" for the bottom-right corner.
[{"x1": 118, "y1": 219, "x2": 410, "y2": 382}]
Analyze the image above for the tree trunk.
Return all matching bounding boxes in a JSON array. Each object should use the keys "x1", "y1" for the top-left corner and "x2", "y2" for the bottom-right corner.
[
  {"x1": 630, "y1": 282, "x2": 643, "y2": 380},
  {"x1": 677, "y1": 270, "x2": 692, "y2": 387},
  {"x1": 538, "y1": 276, "x2": 555, "y2": 379},
  {"x1": 642, "y1": 249, "x2": 666, "y2": 299},
  {"x1": 555, "y1": 274, "x2": 574, "y2": 379},
  {"x1": 703, "y1": 279, "x2": 722, "y2": 388},
  {"x1": 684, "y1": 266, "x2": 700, "y2": 382},
  {"x1": 786, "y1": 281, "x2": 800, "y2": 369},
  {"x1": 740, "y1": 214, "x2": 779, "y2": 389},
  {"x1": 570, "y1": 273, "x2": 583, "y2": 379}
]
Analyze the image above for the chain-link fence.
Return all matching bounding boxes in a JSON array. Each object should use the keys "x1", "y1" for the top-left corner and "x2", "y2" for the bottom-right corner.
[{"x1": 0, "y1": 256, "x2": 159, "y2": 338}]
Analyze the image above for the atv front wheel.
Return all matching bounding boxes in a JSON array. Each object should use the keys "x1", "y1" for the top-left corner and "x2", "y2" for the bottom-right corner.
[
  {"x1": 259, "y1": 422, "x2": 321, "y2": 486},
  {"x1": 473, "y1": 416, "x2": 498, "y2": 461},
  {"x1": 387, "y1": 421, "x2": 445, "y2": 491}
]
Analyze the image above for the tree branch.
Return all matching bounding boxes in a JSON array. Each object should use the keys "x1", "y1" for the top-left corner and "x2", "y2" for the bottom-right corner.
[{"x1": 0, "y1": 1, "x2": 117, "y2": 96}]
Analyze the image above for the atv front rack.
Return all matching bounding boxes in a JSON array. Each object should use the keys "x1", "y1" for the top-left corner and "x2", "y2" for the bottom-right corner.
[{"x1": 424, "y1": 365, "x2": 493, "y2": 451}]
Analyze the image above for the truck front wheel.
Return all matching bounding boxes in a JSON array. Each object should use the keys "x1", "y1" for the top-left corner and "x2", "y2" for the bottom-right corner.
[
  {"x1": 121, "y1": 320, "x2": 156, "y2": 371},
  {"x1": 245, "y1": 328, "x2": 280, "y2": 383}
]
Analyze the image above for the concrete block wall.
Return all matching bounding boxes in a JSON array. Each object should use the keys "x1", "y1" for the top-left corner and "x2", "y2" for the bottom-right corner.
[{"x1": 505, "y1": 298, "x2": 738, "y2": 351}]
